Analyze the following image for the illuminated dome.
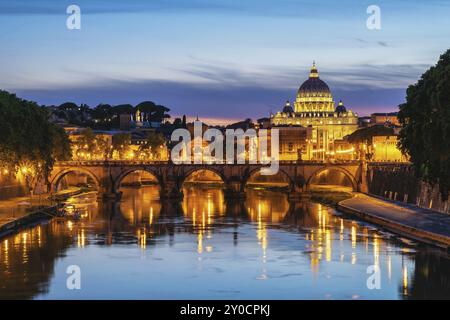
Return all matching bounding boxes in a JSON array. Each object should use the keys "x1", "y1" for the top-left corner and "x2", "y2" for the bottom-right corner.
[{"x1": 294, "y1": 62, "x2": 335, "y2": 113}]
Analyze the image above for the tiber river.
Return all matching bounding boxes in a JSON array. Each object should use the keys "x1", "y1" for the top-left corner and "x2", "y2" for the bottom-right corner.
[{"x1": 1, "y1": 173, "x2": 450, "y2": 299}]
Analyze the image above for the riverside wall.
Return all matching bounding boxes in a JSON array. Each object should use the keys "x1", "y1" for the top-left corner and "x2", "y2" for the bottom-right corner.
[{"x1": 367, "y1": 164, "x2": 450, "y2": 214}]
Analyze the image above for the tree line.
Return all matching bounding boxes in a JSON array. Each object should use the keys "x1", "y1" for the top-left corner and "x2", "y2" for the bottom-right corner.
[{"x1": 49, "y1": 100, "x2": 171, "y2": 130}]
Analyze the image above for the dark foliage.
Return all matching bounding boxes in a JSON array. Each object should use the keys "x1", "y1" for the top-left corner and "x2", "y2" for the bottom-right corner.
[{"x1": 398, "y1": 49, "x2": 450, "y2": 199}]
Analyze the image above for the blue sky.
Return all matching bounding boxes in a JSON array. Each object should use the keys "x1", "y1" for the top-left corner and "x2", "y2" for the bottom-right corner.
[{"x1": 1, "y1": 0, "x2": 449, "y2": 123}]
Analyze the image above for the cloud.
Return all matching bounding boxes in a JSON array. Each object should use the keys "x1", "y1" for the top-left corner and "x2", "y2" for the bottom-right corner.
[
  {"x1": 355, "y1": 39, "x2": 389, "y2": 48},
  {"x1": 11, "y1": 73, "x2": 406, "y2": 122},
  {"x1": 322, "y1": 63, "x2": 427, "y2": 90},
  {"x1": 5, "y1": 57, "x2": 426, "y2": 121},
  {"x1": 172, "y1": 60, "x2": 428, "y2": 91},
  {"x1": 0, "y1": 0, "x2": 238, "y2": 15},
  {"x1": 0, "y1": 0, "x2": 355, "y2": 18}
]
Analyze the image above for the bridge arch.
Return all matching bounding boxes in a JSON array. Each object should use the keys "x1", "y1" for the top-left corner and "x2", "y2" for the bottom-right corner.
[
  {"x1": 50, "y1": 167, "x2": 101, "y2": 193},
  {"x1": 244, "y1": 167, "x2": 296, "y2": 192},
  {"x1": 182, "y1": 167, "x2": 226, "y2": 186},
  {"x1": 113, "y1": 168, "x2": 162, "y2": 193},
  {"x1": 306, "y1": 166, "x2": 357, "y2": 191}
]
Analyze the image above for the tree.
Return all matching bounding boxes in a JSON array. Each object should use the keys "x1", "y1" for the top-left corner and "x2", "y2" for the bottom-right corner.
[
  {"x1": 95, "y1": 135, "x2": 111, "y2": 160},
  {"x1": 112, "y1": 133, "x2": 132, "y2": 160},
  {"x1": 398, "y1": 49, "x2": 450, "y2": 199},
  {"x1": 0, "y1": 90, "x2": 71, "y2": 192},
  {"x1": 135, "y1": 101, "x2": 171, "y2": 123},
  {"x1": 140, "y1": 132, "x2": 166, "y2": 160},
  {"x1": 72, "y1": 128, "x2": 97, "y2": 160},
  {"x1": 59, "y1": 102, "x2": 79, "y2": 111},
  {"x1": 173, "y1": 117, "x2": 182, "y2": 126},
  {"x1": 71, "y1": 128, "x2": 114, "y2": 160},
  {"x1": 112, "y1": 104, "x2": 134, "y2": 115},
  {"x1": 57, "y1": 102, "x2": 85, "y2": 125},
  {"x1": 91, "y1": 103, "x2": 112, "y2": 120}
]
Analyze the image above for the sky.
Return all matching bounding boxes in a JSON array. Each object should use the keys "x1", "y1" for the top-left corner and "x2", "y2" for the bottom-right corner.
[{"x1": 0, "y1": 0, "x2": 449, "y2": 124}]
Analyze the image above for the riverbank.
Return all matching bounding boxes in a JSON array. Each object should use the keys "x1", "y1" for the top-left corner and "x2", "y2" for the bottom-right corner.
[
  {"x1": 310, "y1": 189, "x2": 353, "y2": 206},
  {"x1": 338, "y1": 193, "x2": 450, "y2": 250},
  {"x1": 0, "y1": 205, "x2": 58, "y2": 239},
  {"x1": 307, "y1": 185, "x2": 354, "y2": 207}
]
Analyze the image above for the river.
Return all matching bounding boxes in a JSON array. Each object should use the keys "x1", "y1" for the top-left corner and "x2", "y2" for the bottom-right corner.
[{"x1": 0, "y1": 186, "x2": 449, "y2": 299}]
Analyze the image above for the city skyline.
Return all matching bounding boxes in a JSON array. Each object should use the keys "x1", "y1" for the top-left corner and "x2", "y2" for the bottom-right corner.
[{"x1": 1, "y1": 0, "x2": 450, "y2": 123}]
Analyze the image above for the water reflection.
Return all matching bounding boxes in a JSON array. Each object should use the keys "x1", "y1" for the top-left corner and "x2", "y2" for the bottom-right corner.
[
  {"x1": 120, "y1": 186, "x2": 161, "y2": 226},
  {"x1": 0, "y1": 186, "x2": 449, "y2": 299}
]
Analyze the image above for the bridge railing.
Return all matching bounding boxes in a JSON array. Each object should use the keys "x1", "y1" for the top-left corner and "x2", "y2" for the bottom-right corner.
[{"x1": 54, "y1": 159, "x2": 368, "y2": 166}]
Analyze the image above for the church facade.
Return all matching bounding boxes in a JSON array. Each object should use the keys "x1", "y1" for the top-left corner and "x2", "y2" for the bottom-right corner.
[{"x1": 271, "y1": 63, "x2": 358, "y2": 160}]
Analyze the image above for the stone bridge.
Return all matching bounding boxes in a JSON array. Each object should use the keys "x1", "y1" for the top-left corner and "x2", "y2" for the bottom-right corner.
[{"x1": 46, "y1": 160, "x2": 370, "y2": 201}]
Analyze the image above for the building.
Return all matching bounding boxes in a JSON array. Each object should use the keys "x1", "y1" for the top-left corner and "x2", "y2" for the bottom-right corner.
[
  {"x1": 120, "y1": 109, "x2": 162, "y2": 131},
  {"x1": 273, "y1": 126, "x2": 312, "y2": 161},
  {"x1": 372, "y1": 135, "x2": 407, "y2": 162},
  {"x1": 370, "y1": 112, "x2": 399, "y2": 126},
  {"x1": 271, "y1": 63, "x2": 359, "y2": 160},
  {"x1": 346, "y1": 125, "x2": 408, "y2": 162},
  {"x1": 256, "y1": 117, "x2": 271, "y2": 129},
  {"x1": 333, "y1": 139, "x2": 356, "y2": 161},
  {"x1": 357, "y1": 116, "x2": 372, "y2": 128},
  {"x1": 62, "y1": 125, "x2": 83, "y2": 135}
]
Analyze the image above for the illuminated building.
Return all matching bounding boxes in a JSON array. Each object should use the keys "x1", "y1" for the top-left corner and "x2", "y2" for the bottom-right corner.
[
  {"x1": 120, "y1": 109, "x2": 162, "y2": 130},
  {"x1": 372, "y1": 135, "x2": 408, "y2": 162},
  {"x1": 348, "y1": 125, "x2": 408, "y2": 162},
  {"x1": 271, "y1": 63, "x2": 359, "y2": 160},
  {"x1": 272, "y1": 126, "x2": 312, "y2": 161},
  {"x1": 370, "y1": 112, "x2": 400, "y2": 126},
  {"x1": 333, "y1": 139, "x2": 356, "y2": 161}
]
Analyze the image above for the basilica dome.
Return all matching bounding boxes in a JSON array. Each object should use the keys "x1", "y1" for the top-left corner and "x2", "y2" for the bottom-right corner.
[
  {"x1": 298, "y1": 74, "x2": 330, "y2": 96},
  {"x1": 294, "y1": 62, "x2": 335, "y2": 113}
]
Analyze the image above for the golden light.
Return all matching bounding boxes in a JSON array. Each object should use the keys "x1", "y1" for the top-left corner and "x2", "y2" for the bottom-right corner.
[
  {"x1": 387, "y1": 255, "x2": 392, "y2": 281},
  {"x1": 403, "y1": 265, "x2": 409, "y2": 295},
  {"x1": 351, "y1": 224, "x2": 357, "y2": 249}
]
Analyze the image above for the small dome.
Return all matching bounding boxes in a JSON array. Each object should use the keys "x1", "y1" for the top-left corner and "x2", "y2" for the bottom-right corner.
[
  {"x1": 335, "y1": 100, "x2": 347, "y2": 113},
  {"x1": 282, "y1": 100, "x2": 294, "y2": 113}
]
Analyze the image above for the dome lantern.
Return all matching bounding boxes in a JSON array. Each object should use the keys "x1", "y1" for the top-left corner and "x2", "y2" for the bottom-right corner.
[{"x1": 309, "y1": 61, "x2": 319, "y2": 78}]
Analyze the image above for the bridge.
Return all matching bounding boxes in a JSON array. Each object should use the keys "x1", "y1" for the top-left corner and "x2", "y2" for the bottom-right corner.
[{"x1": 46, "y1": 160, "x2": 369, "y2": 201}]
